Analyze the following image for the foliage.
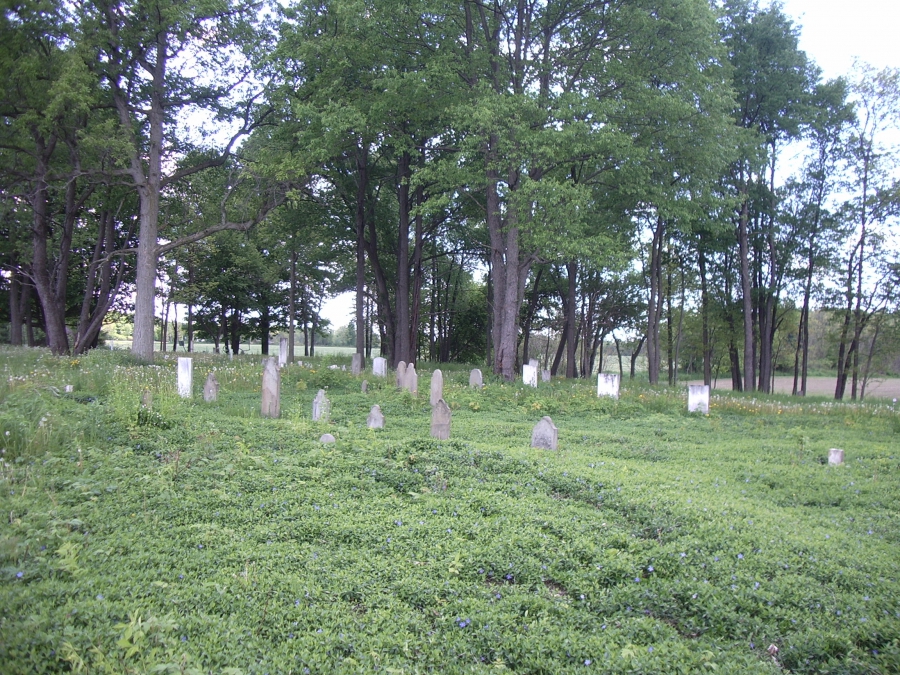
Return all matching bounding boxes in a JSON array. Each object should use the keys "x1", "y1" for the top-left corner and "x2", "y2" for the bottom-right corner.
[{"x1": 1, "y1": 349, "x2": 898, "y2": 673}]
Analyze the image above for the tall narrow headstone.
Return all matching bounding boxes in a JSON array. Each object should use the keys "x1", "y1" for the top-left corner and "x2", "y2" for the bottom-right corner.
[
  {"x1": 523, "y1": 364, "x2": 538, "y2": 388},
  {"x1": 687, "y1": 384, "x2": 710, "y2": 414},
  {"x1": 361, "y1": 380, "x2": 368, "y2": 394},
  {"x1": 469, "y1": 368, "x2": 483, "y2": 389},
  {"x1": 531, "y1": 416, "x2": 558, "y2": 450},
  {"x1": 312, "y1": 389, "x2": 331, "y2": 422},
  {"x1": 203, "y1": 372, "x2": 219, "y2": 402},
  {"x1": 828, "y1": 448, "x2": 845, "y2": 466},
  {"x1": 177, "y1": 357, "x2": 192, "y2": 398},
  {"x1": 597, "y1": 373, "x2": 620, "y2": 399},
  {"x1": 141, "y1": 390, "x2": 153, "y2": 409},
  {"x1": 431, "y1": 399, "x2": 451, "y2": 440},
  {"x1": 406, "y1": 363, "x2": 418, "y2": 396},
  {"x1": 279, "y1": 336, "x2": 288, "y2": 367},
  {"x1": 367, "y1": 404, "x2": 384, "y2": 429},
  {"x1": 261, "y1": 358, "x2": 280, "y2": 418},
  {"x1": 541, "y1": 370, "x2": 551, "y2": 383},
  {"x1": 352, "y1": 353, "x2": 364, "y2": 376},
  {"x1": 373, "y1": 357, "x2": 387, "y2": 377},
  {"x1": 396, "y1": 361, "x2": 407, "y2": 388},
  {"x1": 430, "y1": 369, "x2": 444, "y2": 406}
]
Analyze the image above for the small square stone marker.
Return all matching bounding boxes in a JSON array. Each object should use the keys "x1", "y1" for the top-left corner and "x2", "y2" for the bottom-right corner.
[
  {"x1": 531, "y1": 416, "x2": 558, "y2": 450},
  {"x1": 597, "y1": 373, "x2": 620, "y2": 399},
  {"x1": 828, "y1": 448, "x2": 844, "y2": 465},
  {"x1": 688, "y1": 384, "x2": 710, "y2": 414},
  {"x1": 373, "y1": 357, "x2": 387, "y2": 377}
]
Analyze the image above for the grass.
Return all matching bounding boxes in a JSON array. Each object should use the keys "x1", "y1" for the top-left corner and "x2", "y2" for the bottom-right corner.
[{"x1": 1, "y1": 347, "x2": 898, "y2": 674}]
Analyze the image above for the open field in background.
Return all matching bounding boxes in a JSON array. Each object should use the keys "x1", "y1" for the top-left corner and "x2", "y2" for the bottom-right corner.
[
  {"x1": 106, "y1": 341, "x2": 357, "y2": 357},
  {"x1": 689, "y1": 377, "x2": 900, "y2": 400},
  {"x1": 1, "y1": 347, "x2": 899, "y2": 674}
]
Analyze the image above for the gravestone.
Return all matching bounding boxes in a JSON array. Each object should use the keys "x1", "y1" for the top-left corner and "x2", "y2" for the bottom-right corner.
[
  {"x1": 522, "y1": 364, "x2": 538, "y2": 388},
  {"x1": 373, "y1": 357, "x2": 387, "y2": 377},
  {"x1": 203, "y1": 372, "x2": 219, "y2": 402},
  {"x1": 312, "y1": 389, "x2": 331, "y2": 422},
  {"x1": 64, "y1": 384, "x2": 74, "y2": 393},
  {"x1": 367, "y1": 404, "x2": 384, "y2": 429},
  {"x1": 406, "y1": 363, "x2": 418, "y2": 395},
  {"x1": 261, "y1": 358, "x2": 280, "y2": 418},
  {"x1": 687, "y1": 384, "x2": 710, "y2": 414},
  {"x1": 431, "y1": 399, "x2": 451, "y2": 440},
  {"x1": 279, "y1": 336, "x2": 288, "y2": 367},
  {"x1": 328, "y1": 364, "x2": 339, "y2": 370},
  {"x1": 541, "y1": 370, "x2": 551, "y2": 383},
  {"x1": 430, "y1": 369, "x2": 444, "y2": 406},
  {"x1": 469, "y1": 368, "x2": 483, "y2": 389},
  {"x1": 352, "y1": 353, "x2": 364, "y2": 376},
  {"x1": 319, "y1": 433, "x2": 336, "y2": 444},
  {"x1": 828, "y1": 448, "x2": 844, "y2": 466},
  {"x1": 597, "y1": 373, "x2": 620, "y2": 399},
  {"x1": 141, "y1": 390, "x2": 153, "y2": 409},
  {"x1": 531, "y1": 416, "x2": 558, "y2": 450},
  {"x1": 396, "y1": 361, "x2": 407, "y2": 388},
  {"x1": 361, "y1": 380, "x2": 368, "y2": 394},
  {"x1": 177, "y1": 357, "x2": 192, "y2": 398}
]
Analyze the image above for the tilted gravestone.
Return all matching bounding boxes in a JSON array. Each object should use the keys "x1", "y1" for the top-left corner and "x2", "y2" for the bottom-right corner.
[
  {"x1": 352, "y1": 353, "x2": 364, "y2": 376},
  {"x1": 396, "y1": 361, "x2": 407, "y2": 388},
  {"x1": 406, "y1": 363, "x2": 418, "y2": 396},
  {"x1": 177, "y1": 357, "x2": 192, "y2": 398},
  {"x1": 261, "y1": 358, "x2": 280, "y2": 418},
  {"x1": 597, "y1": 373, "x2": 620, "y2": 399},
  {"x1": 687, "y1": 384, "x2": 710, "y2": 414},
  {"x1": 828, "y1": 448, "x2": 845, "y2": 466},
  {"x1": 431, "y1": 398, "x2": 451, "y2": 440},
  {"x1": 469, "y1": 368, "x2": 483, "y2": 389},
  {"x1": 312, "y1": 389, "x2": 331, "y2": 422},
  {"x1": 203, "y1": 372, "x2": 219, "y2": 402},
  {"x1": 522, "y1": 364, "x2": 538, "y2": 388},
  {"x1": 531, "y1": 416, "x2": 558, "y2": 450},
  {"x1": 279, "y1": 336, "x2": 288, "y2": 367},
  {"x1": 373, "y1": 357, "x2": 387, "y2": 377},
  {"x1": 430, "y1": 369, "x2": 444, "y2": 406},
  {"x1": 367, "y1": 404, "x2": 384, "y2": 429}
]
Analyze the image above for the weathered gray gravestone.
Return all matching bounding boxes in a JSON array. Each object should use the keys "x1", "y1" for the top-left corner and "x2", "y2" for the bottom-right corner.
[
  {"x1": 312, "y1": 389, "x2": 331, "y2": 422},
  {"x1": 430, "y1": 369, "x2": 444, "y2": 406},
  {"x1": 406, "y1": 363, "x2": 418, "y2": 396},
  {"x1": 261, "y1": 358, "x2": 281, "y2": 418},
  {"x1": 352, "y1": 353, "x2": 364, "y2": 375},
  {"x1": 531, "y1": 416, "x2": 558, "y2": 450},
  {"x1": 469, "y1": 368, "x2": 483, "y2": 389},
  {"x1": 687, "y1": 384, "x2": 710, "y2": 414},
  {"x1": 828, "y1": 448, "x2": 844, "y2": 465},
  {"x1": 396, "y1": 361, "x2": 407, "y2": 388},
  {"x1": 203, "y1": 372, "x2": 219, "y2": 402},
  {"x1": 361, "y1": 380, "x2": 368, "y2": 394},
  {"x1": 141, "y1": 390, "x2": 153, "y2": 408},
  {"x1": 367, "y1": 404, "x2": 384, "y2": 429},
  {"x1": 278, "y1": 336, "x2": 288, "y2": 367},
  {"x1": 522, "y1": 364, "x2": 538, "y2": 388},
  {"x1": 431, "y1": 399, "x2": 451, "y2": 440},
  {"x1": 319, "y1": 433, "x2": 336, "y2": 444},
  {"x1": 597, "y1": 373, "x2": 620, "y2": 399},
  {"x1": 541, "y1": 369, "x2": 551, "y2": 383},
  {"x1": 177, "y1": 357, "x2": 192, "y2": 398},
  {"x1": 373, "y1": 357, "x2": 387, "y2": 377}
]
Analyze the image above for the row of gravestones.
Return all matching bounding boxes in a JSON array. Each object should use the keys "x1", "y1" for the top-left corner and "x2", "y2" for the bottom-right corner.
[{"x1": 168, "y1": 357, "x2": 849, "y2": 462}]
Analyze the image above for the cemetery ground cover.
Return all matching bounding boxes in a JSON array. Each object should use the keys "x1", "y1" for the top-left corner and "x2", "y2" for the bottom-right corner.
[{"x1": 1, "y1": 348, "x2": 899, "y2": 674}]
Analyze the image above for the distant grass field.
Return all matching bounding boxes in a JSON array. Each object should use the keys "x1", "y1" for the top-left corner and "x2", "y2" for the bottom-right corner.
[
  {"x1": 106, "y1": 341, "x2": 357, "y2": 358},
  {"x1": 1, "y1": 347, "x2": 898, "y2": 674}
]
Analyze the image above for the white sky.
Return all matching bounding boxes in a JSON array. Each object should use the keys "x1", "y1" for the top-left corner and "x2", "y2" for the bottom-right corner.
[{"x1": 320, "y1": 0, "x2": 899, "y2": 328}]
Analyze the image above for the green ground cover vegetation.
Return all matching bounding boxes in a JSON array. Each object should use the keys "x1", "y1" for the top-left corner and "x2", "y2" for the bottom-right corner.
[{"x1": 1, "y1": 348, "x2": 898, "y2": 674}]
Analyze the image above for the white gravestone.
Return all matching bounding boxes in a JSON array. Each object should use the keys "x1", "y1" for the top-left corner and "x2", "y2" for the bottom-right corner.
[
  {"x1": 430, "y1": 369, "x2": 444, "y2": 406},
  {"x1": 396, "y1": 361, "x2": 407, "y2": 388},
  {"x1": 373, "y1": 357, "x2": 387, "y2": 377},
  {"x1": 406, "y1": 363, "x2": 418, "y2": 396},
  {"x1": 367, "y1": 405, "x2": 384, "y2": 429},
  {"x1": 261, "y1": 358, "x2": 280, "y2": 418},
  {"x1": 352, "y1": 353, "x2": 364, "y2": 375},
  {"x1": 203, "y1": 372, "x2": 219, "y2": 402},
  {"x1": 828, "y1": 448, "x2": 844, "y2": 466},
  {"x1": 64, "y1": 384, "x2": 74, "y2": 393},
  {"x1": 531, "y1": 416, "x2": 558, "y2": 450},
  {"x1": 312, "y1": 389, "x2": 331, "y2": 422},
  {"x1": 177, "y1": 357, "x2": 192, "y2": 398},
  {"x1": 522, "y1": 364, "x2": 538, "y2": 388},
  {"x1": 431, "y1": 399, "x2": 451, "y2": 440},
  {"x1": 469, "y1": 368, "x2": 483, "y2": 389},
  {"x1": 688, "y1": 384, "x2": 710, "y2": 414},
  {"x1": 279, "y1": 336, "x2": 288, "y2": 367},
  {"x1": 597, "y1": 373, "x2": 620, "y2": 399}
]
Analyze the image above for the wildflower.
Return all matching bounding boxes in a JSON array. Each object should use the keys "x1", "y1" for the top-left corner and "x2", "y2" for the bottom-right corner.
[
  {"x1": 737, "y1": 553, "x2": 743, "y2": 559},
  {"x1": 584, "y1": 659, "x2": 592, "y2": 666},
  {"x1": 16, "y1": 572, "x2": 23, "y2": 579},
  {"x1": 647, "y1": 566, "x2": 654, "y2": 573}
]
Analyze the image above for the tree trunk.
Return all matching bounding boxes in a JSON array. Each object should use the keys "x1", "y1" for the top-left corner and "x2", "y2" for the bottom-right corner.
[
  {"x1": 565, "y1": 261, "x2": 578, "y2": 379},
  {"x1": 738, "y1": 193, "x2": 755, "y2": 392},
  {"x1": 355, "y1": 142, "x2": 368, "y2": 359},
  {"x1": 699, "y1": 248, "x2": 711, "y2": 386},
  {"x1": 646, "y1": 216, "x2": 665, "y2": 385}
]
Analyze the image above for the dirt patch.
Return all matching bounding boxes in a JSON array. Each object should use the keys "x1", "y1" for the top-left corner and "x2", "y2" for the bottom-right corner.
[{"x1": 689, "y1": 376, "x2": 900, "y2": 400}]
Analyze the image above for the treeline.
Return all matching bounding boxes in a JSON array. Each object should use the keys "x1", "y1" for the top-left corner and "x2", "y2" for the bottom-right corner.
[{"x1": 1, "y1": 0, "x2": 898, "y2": 400}]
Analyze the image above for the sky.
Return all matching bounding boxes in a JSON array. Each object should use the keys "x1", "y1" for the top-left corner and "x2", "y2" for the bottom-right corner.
[{"x1": 320, "y1": 0, "x2": 899, "y2": 328}]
